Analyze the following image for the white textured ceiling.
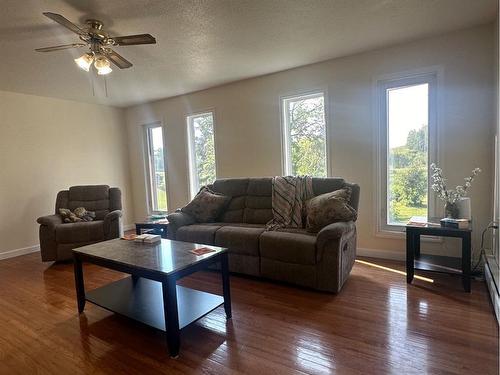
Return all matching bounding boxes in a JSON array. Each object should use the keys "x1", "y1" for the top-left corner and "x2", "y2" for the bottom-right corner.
[{"x1": 0, "y1": 0, "x2": 497, "y2": 107}]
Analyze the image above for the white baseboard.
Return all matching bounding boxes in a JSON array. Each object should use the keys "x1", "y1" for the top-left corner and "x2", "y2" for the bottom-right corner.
[
  {"x1": 0, "y1": 243, "x2": 404, "y2": 262},
  {"x1": 0, "y1": 245, "x2": 40, "y2": 261},
  {"x1": 0, "y1": 224, "x2": 135, "y2": 261},
  {"x1": 357, "y1": 247, "x2": 405, "y2": 261}
]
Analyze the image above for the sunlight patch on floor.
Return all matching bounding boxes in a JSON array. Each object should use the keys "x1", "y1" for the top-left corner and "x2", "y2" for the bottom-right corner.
[{"x1": 355, "y1": 259, "x2": 434, "y2": 283}]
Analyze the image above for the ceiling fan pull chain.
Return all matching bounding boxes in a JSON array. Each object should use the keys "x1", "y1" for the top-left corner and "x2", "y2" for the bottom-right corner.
[{"x1": 104, "y1": 76, "x2": 108, "y2": 98}]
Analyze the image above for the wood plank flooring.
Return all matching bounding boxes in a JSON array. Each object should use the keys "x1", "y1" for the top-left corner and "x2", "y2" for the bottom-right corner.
[{"x1": 0, "y1": 253, "x2": 497, "y2": 374}]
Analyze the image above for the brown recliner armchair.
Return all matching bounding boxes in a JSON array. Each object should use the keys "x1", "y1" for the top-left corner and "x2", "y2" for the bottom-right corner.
[{"x1": 37, "y1": 185, "x2": 123, "y2": 262}]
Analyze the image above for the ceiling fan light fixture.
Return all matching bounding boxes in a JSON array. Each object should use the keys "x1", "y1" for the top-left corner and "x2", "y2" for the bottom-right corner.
[
  {"x1": 94, "y1": 56, "x2": 112, "y2": 75},
  {"x1": 74, "y1": 53, "x2": 93, "y2": 71}
]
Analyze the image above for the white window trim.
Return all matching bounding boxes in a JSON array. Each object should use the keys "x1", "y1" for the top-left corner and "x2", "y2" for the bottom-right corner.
[
  {"x1": 279, "y1": 89, "x2": 331, "y2": 176},
  {"x1": 186, "y1": 110, "x2": 218, "y2": 199},
  {"x1": 142, "y1": 122, "x2": 169, "y2": 214},
  {"x1": 374, "y1": 70, "x2": 440, "y2": 237}
]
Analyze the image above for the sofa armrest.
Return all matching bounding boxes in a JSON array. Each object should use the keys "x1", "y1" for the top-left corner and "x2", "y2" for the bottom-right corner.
[
  {"x1": 104, "y1": 210, "x2": 123, "y2": 239},
  {"x1": 316, "y1": 221, "x2": 356, "y2": 262},
  {"x1": 315, "y1": 221, "x2": 357, "y2": 292},
  {"x1": 37, "y1": 214, "x2": 63, "y2": 262},
  {"x1": 167, "y1": 211, "x2": 196, "y2": 239},
  {"x1": 37, "y1": 214, "x2": 63, "y2": 229}
]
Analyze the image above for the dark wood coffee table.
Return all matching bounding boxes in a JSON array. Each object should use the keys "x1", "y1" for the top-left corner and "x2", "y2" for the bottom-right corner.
[{"x1": 72, "y1": 238, "x2": 231, "y2": 358}]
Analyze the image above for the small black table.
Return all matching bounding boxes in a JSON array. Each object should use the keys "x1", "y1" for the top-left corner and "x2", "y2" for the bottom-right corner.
[
  {"x1": 406, "y1": 220, "x2": 472, "y2": 292},
  {"x1": 135, "y1": 218, "x2": 169, "y2": 238},
  {"x1": 73, "y1": 238, "x2": 231, "y2": 358}
]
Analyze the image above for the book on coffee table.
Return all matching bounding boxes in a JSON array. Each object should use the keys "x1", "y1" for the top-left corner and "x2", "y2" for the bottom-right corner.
[
  {"x1": 134, "y1": 234, "x2": 161, "y2": 243},
  {"x1": 190, "y1": 247, "x2": 216, "y2": 256}
]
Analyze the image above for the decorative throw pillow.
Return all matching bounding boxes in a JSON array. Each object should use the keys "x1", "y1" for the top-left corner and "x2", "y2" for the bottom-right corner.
[
  {"x1": 59, "y1": 207, "x2": 96, "y2": 223},
  {"x1": 181, "y1": 187, "x2": 231, "y2": 223},
  {"x1": 305, "y1": 188, "x2": 357, "y2": 233}
]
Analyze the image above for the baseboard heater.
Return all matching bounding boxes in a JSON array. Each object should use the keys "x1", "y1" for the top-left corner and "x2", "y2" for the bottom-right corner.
[{"x1": 485, "y1": 254, "x2": 499, "y2": 323}]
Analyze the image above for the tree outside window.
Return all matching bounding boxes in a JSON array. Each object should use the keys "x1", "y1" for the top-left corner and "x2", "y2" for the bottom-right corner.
[
  {"x1": 386, "y1": 83, "x2": 430, "y2": 225},
  {"x1": 187, "y1": 112, "x2": 216, "y2": 197},
  {"x1": 146, "y1": 125, "x2": 167, "y2": 212},
  {"x1": 283, "y1": 92, "x2": 327, "y2": 177}
]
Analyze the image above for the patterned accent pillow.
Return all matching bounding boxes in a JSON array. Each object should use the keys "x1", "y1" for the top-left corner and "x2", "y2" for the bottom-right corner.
[
  {"x1": 305, "y1": 188, "x2": 357, "y2": 233},
  {"x1": 181, "y1": 187, "x2": 231, "y2": 223}
]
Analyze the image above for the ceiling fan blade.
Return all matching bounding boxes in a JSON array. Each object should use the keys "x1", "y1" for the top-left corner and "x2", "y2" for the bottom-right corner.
[
  {"x1": 35, "y1": 43, "x2": 86, "y2": 52},
  {"x1": 103, "y1": 49, "x2": 133, "y2": 69},
  {"x1": 43, "y1": 12, "x2": 82, "y2": 34},
  {"x1": 111, "y1": 33, "x2": 156, "y2": 46}
]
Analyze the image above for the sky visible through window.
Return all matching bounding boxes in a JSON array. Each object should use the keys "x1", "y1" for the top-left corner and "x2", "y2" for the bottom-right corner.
[{"x1": 388, "y1": 84, "x2": 428, "y2": 148}]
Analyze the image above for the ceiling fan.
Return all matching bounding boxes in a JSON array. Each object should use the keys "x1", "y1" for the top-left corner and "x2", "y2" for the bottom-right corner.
[{"x1": 35, "y1": 12, "x2": 156, "y2": 75}]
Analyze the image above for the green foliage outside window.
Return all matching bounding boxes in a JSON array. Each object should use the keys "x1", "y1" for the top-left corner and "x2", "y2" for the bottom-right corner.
[
  {"x1": 388, "y1": 125, "x2": 428, "y2": 224},
  {"x1": 153, "y1": 148, "x2": 167, "y2": 211},
  {"x1": 288, "y1": 95, "x2": 327, "y2": 177},
  {"x1": 192, "y1": 114, "x2": 216, "y2": 189}
]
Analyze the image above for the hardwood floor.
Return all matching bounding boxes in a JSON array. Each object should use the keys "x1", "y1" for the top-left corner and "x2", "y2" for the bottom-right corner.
[{"x1": 0, "y1": 253, "x2": 497, "y2": 374}]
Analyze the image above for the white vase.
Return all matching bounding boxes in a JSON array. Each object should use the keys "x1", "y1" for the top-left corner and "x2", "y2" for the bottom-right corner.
[{"x1": 456, "y1": 197, "x2": 471, "y2": 220}]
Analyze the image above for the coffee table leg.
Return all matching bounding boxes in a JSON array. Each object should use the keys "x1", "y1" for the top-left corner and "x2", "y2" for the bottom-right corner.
[
  {"x1": 162, "y1": 277, "x2": 180, "y2": 358},
  {"x1": 73, "y1": 254, "x2": 86, "y2": 313},
  {"x1": 221, "y1": 252, "x2": 232, "y2": 319}
]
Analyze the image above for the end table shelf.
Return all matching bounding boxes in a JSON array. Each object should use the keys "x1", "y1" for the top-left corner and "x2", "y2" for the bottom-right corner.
[{"x1": 414, "y1": 254, "x2": 463, "y2": 275}]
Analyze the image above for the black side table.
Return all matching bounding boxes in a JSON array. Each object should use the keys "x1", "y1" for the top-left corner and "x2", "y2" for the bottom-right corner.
[
  {"x1": 406, "y1": 221, "x2": 472, "y2": 292},
  {"x1": 135, "y1": 219, "x2": 169, "y2": 239}
]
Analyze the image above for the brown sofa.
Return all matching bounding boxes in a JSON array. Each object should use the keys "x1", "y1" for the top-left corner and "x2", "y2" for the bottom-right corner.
[
  {"x1": 167, "y1": 177, "x2": 359, "y2": 293},
  {"x1": 37, "y1": 185, "x2": 123, "y2": 262}
]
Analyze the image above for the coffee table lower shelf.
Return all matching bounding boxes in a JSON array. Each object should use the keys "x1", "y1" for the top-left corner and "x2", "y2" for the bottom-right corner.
[{"x1": 86, "y1": 277, "x2": 224, "y2": 331}]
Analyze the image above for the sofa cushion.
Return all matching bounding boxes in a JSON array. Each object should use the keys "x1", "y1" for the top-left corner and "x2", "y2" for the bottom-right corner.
[
  {"x1": 68, "y1": 185, "x2": 110, "y2": 220},
  {"x1": 215, "y1": 225, "x2": 266, "y2": 256},
  {"x1": 176, "y1": 224, "x2": 223, "y2": 245},
  {"x1": 246, "y1": 178, "x2": 272, "y2": 196},
  {"x1": 56, "y1": 220, "x2": 104, "y2": 244},
  {"x1": 260, "y1": 230, "x2": 317, "y2": 265},
  {"x1": 212, "y1": 179, "x2": 249, "y2": 223},
  {"x1": 213, "y1": 178, "x2": 249, "y2": 196},
  {"x1": 243, "y1": 195, "x2": 272, "y2": 224},
  {"x1": 305, "y1": 188, "x2": 357, "y2": 233},
  {"x1": 211, "y1": 222, "x2": 265, "y2": 229},
  {"x1": 218, "y1": 196, "x2": 246, "y2": 223},
  {"x1": 242, "y1": 179, "x2": 273, "y2": 224},
  {"x1": 181, "y1": 188, "x2": 231, "y2": 223}
]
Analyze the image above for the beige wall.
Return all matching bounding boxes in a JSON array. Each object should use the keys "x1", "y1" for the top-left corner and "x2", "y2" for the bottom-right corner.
[
  {"x1": 0, "y1": 90, "x2": 133, "y2": 258},
  {"x1": 126, "y1": 23, "x2": 496, "y2": 257}
]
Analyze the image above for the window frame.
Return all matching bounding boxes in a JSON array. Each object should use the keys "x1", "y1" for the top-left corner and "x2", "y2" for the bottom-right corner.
[
  {"x1": 143, "y1": 122, "x2": 169, "y2": 214},
  {"x1": 280, "y1": 90, "x2": 330, "y2": 177},
  {"x1": 186, "y1": 110, "x2": 218, "y2": 199},
  {"x1": 376, "y1": 72, "x2": 438, "y2": 235}
]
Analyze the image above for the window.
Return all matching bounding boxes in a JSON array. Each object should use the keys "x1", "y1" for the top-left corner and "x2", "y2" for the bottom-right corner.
[
  {"x1": 282, "y1": 92, "x2": 328, "y2": 177},
  {"x1": 187, "y1": 112, "x2": 217, "y2": 198},
  {"x1": 378, "y1": 74, "x2": 437, "y2": 230},
  {"x1": 144, "y1": 124, "x2": 168, "y2": 212}
]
